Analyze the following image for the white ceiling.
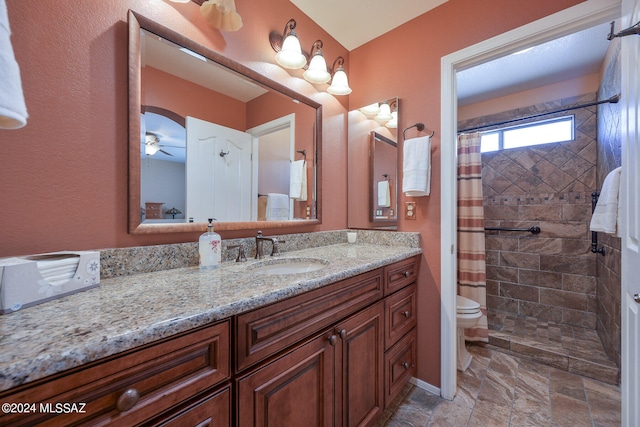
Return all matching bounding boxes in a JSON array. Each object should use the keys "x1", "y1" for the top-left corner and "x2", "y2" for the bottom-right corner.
[
  {"x1": 289, "y1": 0, "x2": 449, "y2": 51},
  {"x1": 290, "y1": 0, "x2": 612, "y2": 105}
]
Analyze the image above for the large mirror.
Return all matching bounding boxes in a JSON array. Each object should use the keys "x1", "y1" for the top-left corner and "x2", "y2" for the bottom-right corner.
[
  {"x1": 128, "y1": 11, "x2": 322, "y2": 234},
  {"x1": 347, "y1": 97, "x2": 398, "y2": 230}
]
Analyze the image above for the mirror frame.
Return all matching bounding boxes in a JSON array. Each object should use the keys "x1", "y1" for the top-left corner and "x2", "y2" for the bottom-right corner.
[
  {"x1": 369, "y1": 131, "x2": 398, "y2": 226},
  {"x1": 128, "y1": 11, "x2": 323, "y2": 234}
]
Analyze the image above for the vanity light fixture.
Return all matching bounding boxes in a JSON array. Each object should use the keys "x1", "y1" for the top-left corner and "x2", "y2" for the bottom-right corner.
[
  {"x1": 374, "y1": 102, "x2": 392, "y2": 124},
  {"x1": 167, "y1": 0, "x2": 190, "y2": 3},
  {"x1": 270, "y1": 19, "x2": 307, "y2": 69},
  {"x1": 360, "y1": 103, "x2": 380, "y2": 118},
  {"x1": 385, "y1": 101, "x2": 398, "y2": 128},
  {"x1": 327, "y1": 57, "x2": 352, "y2": 96},
  {"x1": 200, "y1": 0, "x2": 243, "y2": 32},
  {"x1": 303, "y1": 40, "x2": 331, "y2": 84}
]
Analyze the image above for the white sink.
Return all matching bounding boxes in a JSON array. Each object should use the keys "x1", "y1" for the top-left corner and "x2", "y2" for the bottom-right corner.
[{"x1": 248, "y1": 258, "x2": 329, "y2": 275}]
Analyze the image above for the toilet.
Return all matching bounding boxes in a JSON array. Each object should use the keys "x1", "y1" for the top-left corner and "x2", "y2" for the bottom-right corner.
[{"x1": 456, "y1": 295, "x2": 482, "y2": 372}]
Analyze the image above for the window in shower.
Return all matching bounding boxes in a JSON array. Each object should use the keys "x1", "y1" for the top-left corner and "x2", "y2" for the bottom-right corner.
[{"x1": 480, "y1": 115, "x2": 574, "y2": 152}]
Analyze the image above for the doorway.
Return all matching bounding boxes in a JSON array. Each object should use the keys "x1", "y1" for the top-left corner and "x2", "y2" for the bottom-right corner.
[{"x1": 439, "y1": 0, "x2": 621, "y2": 400}]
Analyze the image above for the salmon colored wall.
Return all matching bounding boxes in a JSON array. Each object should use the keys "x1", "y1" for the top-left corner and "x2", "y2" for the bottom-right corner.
[
  {"x1": 458, "y1": 73, "x2": 600, "y2": 121},
  {"x1": 144, "y1": 66, "x2": 246, "y2": 129},
  {"x1": 348, "y1": 0, "x2": 585, "y2": 386},
  {"x1": 0, "y1": 0, "x2": 348, "y2": 257}
]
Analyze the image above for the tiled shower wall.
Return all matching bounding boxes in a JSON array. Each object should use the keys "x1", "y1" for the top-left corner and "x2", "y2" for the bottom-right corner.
[
  {"x1": 459, "y1": 93, "x2": 599, "y2": 329},
  {"x1": 595, "y1": 42, "x2": 622, "y2": 367}
]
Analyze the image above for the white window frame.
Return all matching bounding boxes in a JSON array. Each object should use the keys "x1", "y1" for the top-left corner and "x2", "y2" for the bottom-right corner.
[{"x1": 480, "y1": 115, "x2": 575, "y2": 153}]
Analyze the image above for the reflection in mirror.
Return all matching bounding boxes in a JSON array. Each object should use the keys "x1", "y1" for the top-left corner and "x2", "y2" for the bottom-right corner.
[
  {"x1": 370, "y1": 132, "x2": 397, "y2": 225},
  {"x1": 347, "y1": 97, "x2": 398, "y2": 230},
  {"x1": 129, "y1": 11, "x2": 322, "y2": 234}
]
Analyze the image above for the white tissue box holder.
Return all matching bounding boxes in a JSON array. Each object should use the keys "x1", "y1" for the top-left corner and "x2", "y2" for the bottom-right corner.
[{"x1": 0, "y1": 251, "x2": 100, "y2": 314}]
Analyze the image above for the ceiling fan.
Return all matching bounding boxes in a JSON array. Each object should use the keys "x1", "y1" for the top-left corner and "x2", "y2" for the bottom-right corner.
[{"x1": 144, "y1": 132, "x2": 179, "y2": 157}]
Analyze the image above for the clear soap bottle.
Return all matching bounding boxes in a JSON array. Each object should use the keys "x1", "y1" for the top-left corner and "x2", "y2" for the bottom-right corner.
[{"x1": 199, "y1": 218, "x2": 221, "y2": 269}]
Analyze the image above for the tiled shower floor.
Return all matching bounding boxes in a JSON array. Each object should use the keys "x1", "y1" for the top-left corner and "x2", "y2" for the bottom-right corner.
[{"x1": 486, "y1": 309, "x2": 619, "y2": 385}]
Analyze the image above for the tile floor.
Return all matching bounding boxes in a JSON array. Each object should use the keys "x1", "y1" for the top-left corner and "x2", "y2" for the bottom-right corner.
[
  {"x1": 487, "y1": 310, "x2": 619, "y2": 385},
  {"x1": 375, "y1": 344, "x2": 621, "y2": 426}
]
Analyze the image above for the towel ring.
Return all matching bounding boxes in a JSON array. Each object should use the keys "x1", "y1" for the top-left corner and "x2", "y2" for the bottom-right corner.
[{"x1": 402, "y1": 122, "x2": 435, "y2": 140}]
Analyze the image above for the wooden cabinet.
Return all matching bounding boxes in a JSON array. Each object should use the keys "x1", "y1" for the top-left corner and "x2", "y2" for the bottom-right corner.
[
  {"x1": 0, "y1": 322, "x2": 230, "y2": 427},
  {"x1": 236, "y1": 268, "x2": 383, "y2": 372},
  {"x1": 237, "y1": 329, "x2": 336, "y2": 427},
  {"x1": 145, "y1": 202, "x2": 164, "y2": 219},
  {"x1": 335, "y1": 303, "x2": 384, "y2": 427},
  {"x1": 237, "y1": 302, "x2": 384, "y2": 427},
  {"x1": 0, "y1": 255, "x2": 419, "y2": 427}
]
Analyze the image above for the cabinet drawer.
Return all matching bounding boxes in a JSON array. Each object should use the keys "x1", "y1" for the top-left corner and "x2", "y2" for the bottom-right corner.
[
  {"x1": 384, "y1": 283, "x2": 416, "y2": 350},
  {"x1": 156, "y1": 385, "x2": 230, "y2": 427},
  {"x1": 384, "y1": 329, "x2": 416, "y2": 408},
  {"x1": 236, "y1": 268, "x2": 383, "y2": 371},
  {"x1": 384, "y1": 256, "x2": 419, "y2": 295},
  {"x1": 0, "y1": 322, "x2": 230, "y2": 426}
]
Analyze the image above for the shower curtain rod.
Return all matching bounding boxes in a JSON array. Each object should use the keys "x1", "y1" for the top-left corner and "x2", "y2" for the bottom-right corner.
[{"x1": 458, "y1": 93, "x2": 620, "y2": 134}]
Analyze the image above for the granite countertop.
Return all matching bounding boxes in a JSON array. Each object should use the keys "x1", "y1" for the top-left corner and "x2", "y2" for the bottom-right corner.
[{"x1": 0, "y1": 243, "x2": 421, "y2": 392}]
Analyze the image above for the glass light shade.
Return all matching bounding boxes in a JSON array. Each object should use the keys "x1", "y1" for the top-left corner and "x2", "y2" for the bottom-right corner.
[
  {"x1": 385, "y1": 111, "x2": 398, "y2": 128},
  {"x1": 200, "y1": 0, "x2": 243, "y2": 31},
  {"x1": 327, "y1": 67, "x2": 352, "y2": 95},
  {"x1": 276, "y1": 34, "x2": 307, "y2": 69},
  {"x1": 374, "y1": 103, "x2": 392, "y2": 123},
  {"x1": 145, "y1": 143, "x2": 160, "y2": 156},
  {"x1": 303, "y1": 53, "x2": 331, "y2": 84},
  {"x1": 360, "y1": 103, "x2": 380, "y2": 117},
  {"x1": 169, "y1": 0, "x2": 190, "y2": 3}
]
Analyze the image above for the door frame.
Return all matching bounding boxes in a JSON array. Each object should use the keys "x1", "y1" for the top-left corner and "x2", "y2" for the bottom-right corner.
[{"x1": 439, "y1": 0, "x2": 621, "y2": 400}]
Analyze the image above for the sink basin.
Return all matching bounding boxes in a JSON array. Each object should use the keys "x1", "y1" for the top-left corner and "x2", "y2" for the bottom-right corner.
[{"x1": 248, "y1": 258, "x2": 329, "y2": 275}]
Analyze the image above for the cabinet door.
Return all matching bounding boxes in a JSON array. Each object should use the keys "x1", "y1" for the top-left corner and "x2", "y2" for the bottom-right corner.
[
  {"x1": 236, "y1": 331, "x2": 336, "y2": 427},
  {"x1": 335, "y1": 302, "x2": 384, "y2": 427}
]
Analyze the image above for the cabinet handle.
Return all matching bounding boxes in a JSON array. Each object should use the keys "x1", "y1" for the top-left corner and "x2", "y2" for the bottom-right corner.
[
  {"x1": 116, "y1": 388, "x2": 140, "y2": 412},
  {"x1": 402, "y1": 311, "x2": 410, "y2": 318},
  {"x1": 337, "y1": 329, "x2": 347, "y2": 340},
  {"x1": 402, "y1": 362, "x2": 410, "y2": 369},
  {"x1": 328, "y1": 335, "x2": 337, "y2": 346},
  {"x1": 195, "y1": 418, "x2": 213, "y2": 427},
  {"x1": 403, "y1": 271, "x2": 411, "y2": 277}
]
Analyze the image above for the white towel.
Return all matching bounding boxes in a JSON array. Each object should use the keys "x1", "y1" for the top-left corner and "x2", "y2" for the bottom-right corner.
[
  {"x1": 378, "y1": 180, "x2": 390, "y2": 207},
  {"x1": 0, "y1": 0, "x2": 28, "y2": 129},
  {"x1": 403, "y1": 135, "x2": 431, "y2": 196},
  {"x1": 590, "y1": 167, "x2": 622, "y2": 235},
  {"x1": 289, "y1": 160, "x2": 307, "y2": 201},
  {"x1": 266, "y1": 193, "x2": 289, "y2": 220}
]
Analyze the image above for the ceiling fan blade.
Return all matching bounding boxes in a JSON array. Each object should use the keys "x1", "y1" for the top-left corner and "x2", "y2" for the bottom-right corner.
[{"x1": 159, "y1": 149, "x2": 174, "y2": 156}]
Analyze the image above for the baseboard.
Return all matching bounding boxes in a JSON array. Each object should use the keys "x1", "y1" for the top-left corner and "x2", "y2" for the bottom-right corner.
[{"x1": 410, "y1": 377, "x2": 441, "y2": 397}]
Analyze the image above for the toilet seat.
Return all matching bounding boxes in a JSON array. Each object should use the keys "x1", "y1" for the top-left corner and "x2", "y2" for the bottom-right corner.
[{"x1": 456, "y1": 295, "x2": 480, "y2": 314}]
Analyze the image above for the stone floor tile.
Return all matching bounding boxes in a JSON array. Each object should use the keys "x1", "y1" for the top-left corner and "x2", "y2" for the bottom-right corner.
[
  {"x1": 549, "y1": 368, "x2": 587, "y2": 401},
  {"x1": 550, "y1": 392, "x2": 593, "y2": 426},
  {"x1": 477, "y1": 370, "x2": 516, "y2": 407},
  {"x1": 511, "y1": 393, "x2": 552, "y2": 427},
  {"x1": 427, "y1": 399, "x2": 472, "y2": 427},
  {"x1": 467, "y1": 399, "x2": 512, "y2": 427}
]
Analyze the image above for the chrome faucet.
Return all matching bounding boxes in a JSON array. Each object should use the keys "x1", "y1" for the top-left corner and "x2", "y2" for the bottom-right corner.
[{"x1": 255, "y1": 230, "x2": 285, "y2": 259}]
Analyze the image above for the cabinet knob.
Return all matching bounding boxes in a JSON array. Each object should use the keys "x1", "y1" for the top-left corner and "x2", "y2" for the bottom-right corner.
[
  {"x1": 337, "y1": 329, "x2": 347, "y2": 340},
  {"x1": 402, "y1": 362, "x2": 410, "y2": 369},
  {"x1": 402, "y1": 311, "x2": 410, "y2": 318},
  {"x1": 116, "y1": 388, "x2": 140, "y2": 412},
  {"x1": 328, "y1": 335, "x2": 337, "y2": 346},
  {"x1": 403, "y1": 271, "x2": 410, "y2": 277}
]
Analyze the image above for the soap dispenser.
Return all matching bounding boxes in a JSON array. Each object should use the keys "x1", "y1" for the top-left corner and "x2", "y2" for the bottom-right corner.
[{"x1": 199, "y1": 218, "x2": 221, "y2": 269}]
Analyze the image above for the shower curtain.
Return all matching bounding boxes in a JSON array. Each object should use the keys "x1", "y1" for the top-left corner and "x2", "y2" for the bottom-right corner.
[{"x1": 457, "y1": 132, "x2": 488, "y2": 342}]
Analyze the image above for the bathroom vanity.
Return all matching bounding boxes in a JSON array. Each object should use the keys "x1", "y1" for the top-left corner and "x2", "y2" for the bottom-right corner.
[{"x1": 0, "y1": 243, "x2": 420, "y2": 426}]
